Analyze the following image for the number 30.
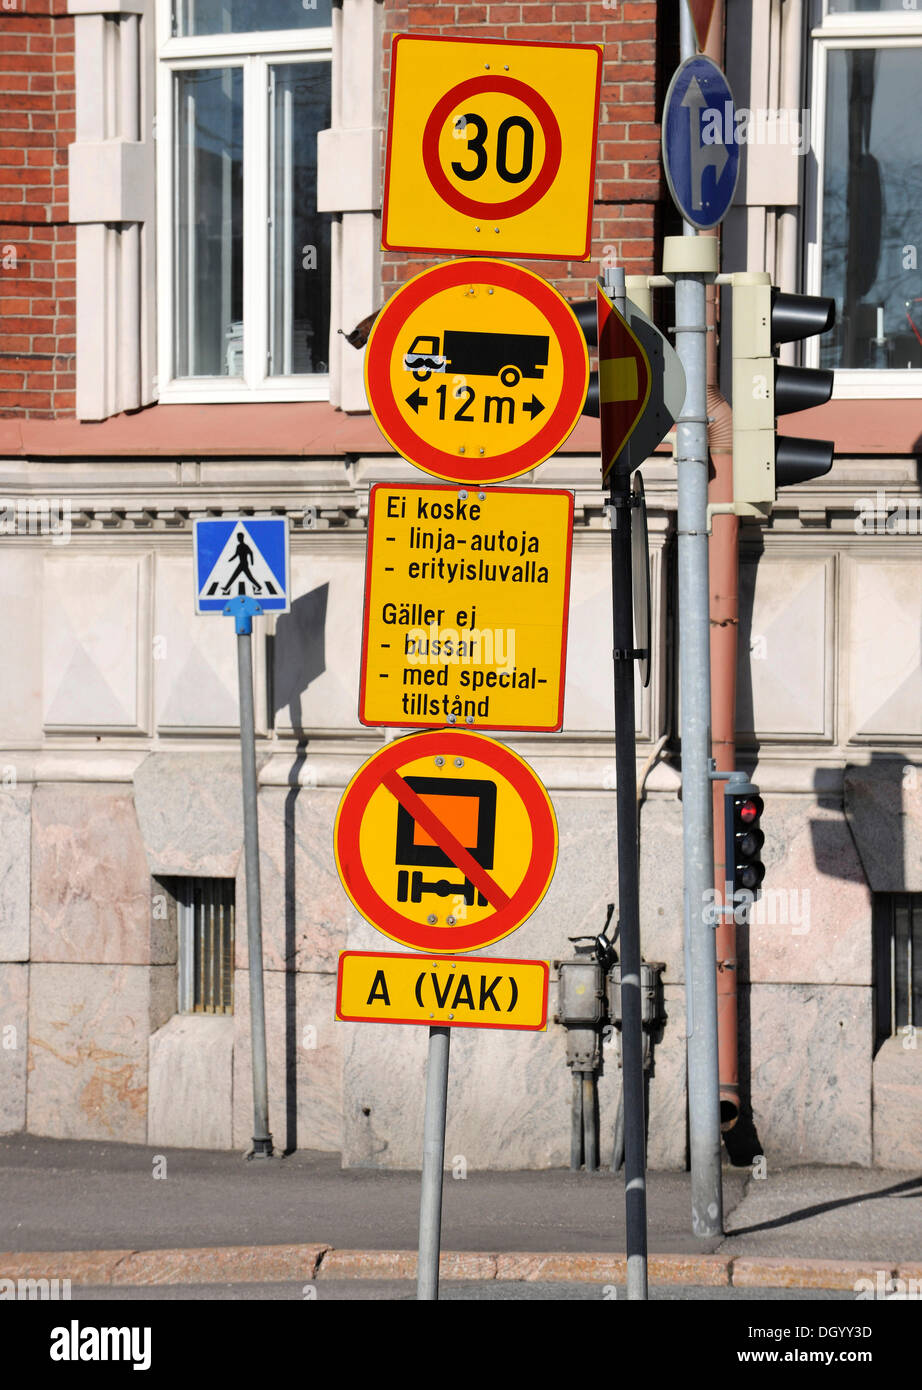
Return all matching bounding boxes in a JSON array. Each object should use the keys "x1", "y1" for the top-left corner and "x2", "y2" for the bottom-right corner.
[{"x1": 451, "y1": 112, "x2": 535, "y2": 185}]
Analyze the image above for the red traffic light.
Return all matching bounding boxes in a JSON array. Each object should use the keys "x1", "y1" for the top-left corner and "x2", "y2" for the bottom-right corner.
[{"x1": 739, "y1": 797, "x2": 762, "y2": 824}]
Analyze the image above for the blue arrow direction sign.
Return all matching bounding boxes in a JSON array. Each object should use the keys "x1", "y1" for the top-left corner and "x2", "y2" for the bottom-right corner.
[
  {"x1": 662, "y1": 55, "x2": 739, "y2": 231},
  {"x1": 194, "y1": 517, "x2": 290, "y2": 614}
]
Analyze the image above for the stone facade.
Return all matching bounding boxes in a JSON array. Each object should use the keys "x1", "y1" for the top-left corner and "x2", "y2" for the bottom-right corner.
[{"x1": 0, "y1": 458, "x2": 919, "y2": 1168}]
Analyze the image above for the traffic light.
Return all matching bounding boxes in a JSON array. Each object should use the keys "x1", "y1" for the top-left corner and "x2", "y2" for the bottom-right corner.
[
  {"x1": 724, "y1": 779, "x2": 765, "y2": 908},
  {"x1": 730, "y1": 271, "x2": 836, "y2": 518}
]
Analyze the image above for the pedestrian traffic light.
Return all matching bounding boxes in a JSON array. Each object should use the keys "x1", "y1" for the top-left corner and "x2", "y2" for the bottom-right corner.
[
  {"x1": 724, "y1": 778, "x2": 765, "y2": 907},
  {"x1": 729, "y1": 271, "x2": 836, "y2": 518}
]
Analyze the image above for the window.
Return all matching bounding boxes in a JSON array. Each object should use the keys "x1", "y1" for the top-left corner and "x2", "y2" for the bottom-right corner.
[
  {"x1": 806, "y1": 0, "x2": 922, "y2": 395},
  {"x1": 874, "y1": 893, "x2": 922, "y2": 1047},
  {"x1": 156, "y1": 2, "x2": 333, "y2": 402},
  {"x1": 168, "y1": 877, "x2": 236, "y2": 1015}
]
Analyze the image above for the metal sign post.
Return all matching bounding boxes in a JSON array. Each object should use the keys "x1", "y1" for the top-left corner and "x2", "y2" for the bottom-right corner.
[
  {"x1": 227, "y1": 594, "x2": 273, "y2": 1159},
  {"x1": 600, "y1": 264, "x2": 649, "y2": 1301},
  {"x1": 658, "y1": 0, "x2": 740, "y2": 1240},
  {"x1": 194, "y1": 516, "x2": 290, "y2": 1161},
  {"x1": 417, "y1": 1025, "x2": 451, "y2": 1300}
]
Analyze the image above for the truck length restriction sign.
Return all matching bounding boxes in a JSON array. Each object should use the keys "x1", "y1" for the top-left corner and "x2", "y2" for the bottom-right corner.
[
  {"x1": 333, "y1": 729, "x2": 558, "y2": 954},
  {"x1": 364, "y1": 259, "x2": 589, "y2": 485},
  {"x1": 359, "y1": 483, "x2": 573, "y2": 732},
  {"x1": 336, "y1": 951, "x2": 549, "y2": 1031},
  {"x1": 382, "y1": 34, "x2": 602, "y2": 261}
]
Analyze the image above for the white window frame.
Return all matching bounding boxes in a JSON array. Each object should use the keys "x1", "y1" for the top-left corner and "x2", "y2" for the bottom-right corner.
[
  {"x1": 806, "y1": 0, "x2": 922, "y2": 398},
  {"x1": 154, "y1": 4, "x2": 334, "y2": 403}
]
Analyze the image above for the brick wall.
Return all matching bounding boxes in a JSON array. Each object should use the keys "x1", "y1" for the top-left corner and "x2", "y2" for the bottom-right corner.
[
  {"x1": 0, "y1": 0, "x2": 75, "y2": 419},
  {"x1": 380, "y1": 0, "x2": 663, "y2": 305}
]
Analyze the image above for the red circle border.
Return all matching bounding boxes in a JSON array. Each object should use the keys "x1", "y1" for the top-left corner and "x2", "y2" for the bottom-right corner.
[
  {"x1": 364, "y1": 259, "x2": 589, "y2": 484},
  {"x1": 333, "y1": 731, "x2": 558, "y2": 953},
  {"x1": 421, "y1": 76, "x2": 562, "y2": 221}
]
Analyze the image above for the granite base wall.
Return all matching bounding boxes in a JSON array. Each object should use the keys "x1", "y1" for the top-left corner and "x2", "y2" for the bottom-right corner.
[{"x1": 2, "y1": 774, "x2": 910, "y2": 1169}]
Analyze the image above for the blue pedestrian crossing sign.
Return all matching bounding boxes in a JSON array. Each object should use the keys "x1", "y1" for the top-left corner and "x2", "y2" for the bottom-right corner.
[
  {"x1": 194, "y1": 517, "x2": 290, "y2": 614},
  {"x1": 662, "y1": 56, "x2": 739, "y2": 230}
]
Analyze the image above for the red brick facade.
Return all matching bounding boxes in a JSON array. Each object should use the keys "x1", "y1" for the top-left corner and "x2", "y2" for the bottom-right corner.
[
  {"x1": 381, "y1": 0, "x2": 663, "y2": 305},
  {"x1": 0, "y1": 0, "x2": 75, "y2": 419},
  {"x1": 0, "y1": 0, "x2": 662, "y2": 422}
]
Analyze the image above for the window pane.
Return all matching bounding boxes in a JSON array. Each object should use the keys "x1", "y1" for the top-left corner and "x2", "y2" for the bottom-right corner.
[
  {"x1": 173, "y1": 0, "x2": 331, "y2": 37},
  {"x1": 820, "y1": 47, "x2": 922, "y2": 369},
  {"x1": 827, "y1": 2, "x2": 914, "y2": 12},
  {"x1": 269, "y1": 62, "x2": 332, "y2": 376},
  {"x1": 174, "y1": 68, "x2": 243, "y2": 379}
]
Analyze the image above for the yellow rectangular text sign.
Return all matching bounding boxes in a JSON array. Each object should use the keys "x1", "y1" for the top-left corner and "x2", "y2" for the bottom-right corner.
[
  {"x1": 336, "y1": 951, "x2": 549, "y2": 1031},
  {"x1": 359, "y1": 483, "x2": 573, "y2": 732}
]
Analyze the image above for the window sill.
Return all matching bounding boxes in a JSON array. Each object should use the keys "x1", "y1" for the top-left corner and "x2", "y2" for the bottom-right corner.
[
  {"x1": 0, "y1": 402, "x2": 609, "y2": 461},
  {"x1": 0, "y1": 401, "x2": 386, "y2": 459},
  {"x1": 157, "y1": 379, "x2": 334, "y2": 407}
]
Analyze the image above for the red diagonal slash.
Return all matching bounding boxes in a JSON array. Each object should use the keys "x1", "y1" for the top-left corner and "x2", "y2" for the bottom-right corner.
[{"x1": 381, "y1": 770, "x2": 511, "y2": 910}]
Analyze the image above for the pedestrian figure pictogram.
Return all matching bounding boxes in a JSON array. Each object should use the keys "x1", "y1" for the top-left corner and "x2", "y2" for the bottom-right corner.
[{"x1": 222, "y1": 532, "x2": 263, "y2": 596}]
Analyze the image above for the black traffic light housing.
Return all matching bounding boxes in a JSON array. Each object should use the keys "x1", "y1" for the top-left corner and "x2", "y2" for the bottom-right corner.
[{"x1": 724, "y1": 774, "x2": 765, "y2": 909}]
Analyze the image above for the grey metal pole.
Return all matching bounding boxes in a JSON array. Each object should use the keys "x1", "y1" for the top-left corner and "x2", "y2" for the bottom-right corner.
[
  {"x1": 672, "y1": 0, "x2": 723, "y2": 1239},
  {"x1": 570, "y1": 1071, "x2": 583, "y2": 1171},
  {"x1": 605, "y1": 263, "x2": 649, "y2": 1300},
  {"x1": 417, "y1": 1024, "x2": 451, "y2": 1300},
  {"x1": 237, "y1": 626, "x2": 273, "y2": 1158}
]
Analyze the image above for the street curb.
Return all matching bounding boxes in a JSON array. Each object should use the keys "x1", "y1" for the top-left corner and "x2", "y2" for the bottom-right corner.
[{"x1": 0, "y1": 1247, "x2": 907, "y2": 1290}]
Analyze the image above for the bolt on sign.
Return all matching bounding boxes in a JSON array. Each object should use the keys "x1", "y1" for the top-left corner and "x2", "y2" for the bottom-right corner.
[
  {"x1": 382, "y1": 34, "x2": 602, "y2": 262},
  {"x1": 333, "y1": 729, "x2": 558, "y2": 954},
  {"x1": 364, "y1": 259, "x2": 589, "y2": 485},
  {"x1": 359, "y1": 483, "x2": 573, "y2": 733},
  {"x1": 336, "y1": 952, "x2": 549, "y2": 1031}
]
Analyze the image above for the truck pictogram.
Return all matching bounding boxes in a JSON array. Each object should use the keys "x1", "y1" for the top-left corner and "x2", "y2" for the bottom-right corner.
[{"x1": 404, "y1": 330, "x2": 550, "y2": 388}]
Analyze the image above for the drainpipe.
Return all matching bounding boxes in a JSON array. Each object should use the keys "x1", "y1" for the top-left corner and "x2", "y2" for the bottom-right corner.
[{"x1": 702, "y1": 0, "x2": 741, "y2": 1132}]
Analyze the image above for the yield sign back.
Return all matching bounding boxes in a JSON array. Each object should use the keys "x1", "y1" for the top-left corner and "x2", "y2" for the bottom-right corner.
[
  {"x1": 687, "y1": 0, "x2": 716, "y2": 49},
  {"x1": 597, "y1": 281, "x2": 651, "y2": 481}
]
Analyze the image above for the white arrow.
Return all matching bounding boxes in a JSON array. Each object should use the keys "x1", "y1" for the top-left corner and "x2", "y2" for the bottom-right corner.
[{"x1": 682, "y1": 76, "x2": 729, "y2": 212}]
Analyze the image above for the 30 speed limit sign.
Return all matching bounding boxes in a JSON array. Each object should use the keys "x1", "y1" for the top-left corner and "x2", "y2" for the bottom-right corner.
[{"x1": 382, "y1": 34, "x2": 602, "y2": 262}]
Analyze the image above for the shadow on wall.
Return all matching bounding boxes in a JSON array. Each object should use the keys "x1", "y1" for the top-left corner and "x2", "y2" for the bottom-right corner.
[
  {"x1": 269, "y1": 584, "x2": 329, "y2": 1154},
  {"x1": 836, "y1": 751, "x2": 922, "y2": 1056}
]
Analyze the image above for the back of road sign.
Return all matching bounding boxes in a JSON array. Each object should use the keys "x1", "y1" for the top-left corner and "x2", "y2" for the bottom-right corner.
[{"x1": 662, "y1": 56, "x2": 739, "y2": 231}]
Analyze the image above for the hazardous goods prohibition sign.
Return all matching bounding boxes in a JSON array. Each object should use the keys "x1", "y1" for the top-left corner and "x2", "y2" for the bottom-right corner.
[
  {"x1": 333, "y1": 730, "x2": 558, "y2": 953},
  {"x1": 364, "y1": 259, "x2": 589, "y2": 485}
]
